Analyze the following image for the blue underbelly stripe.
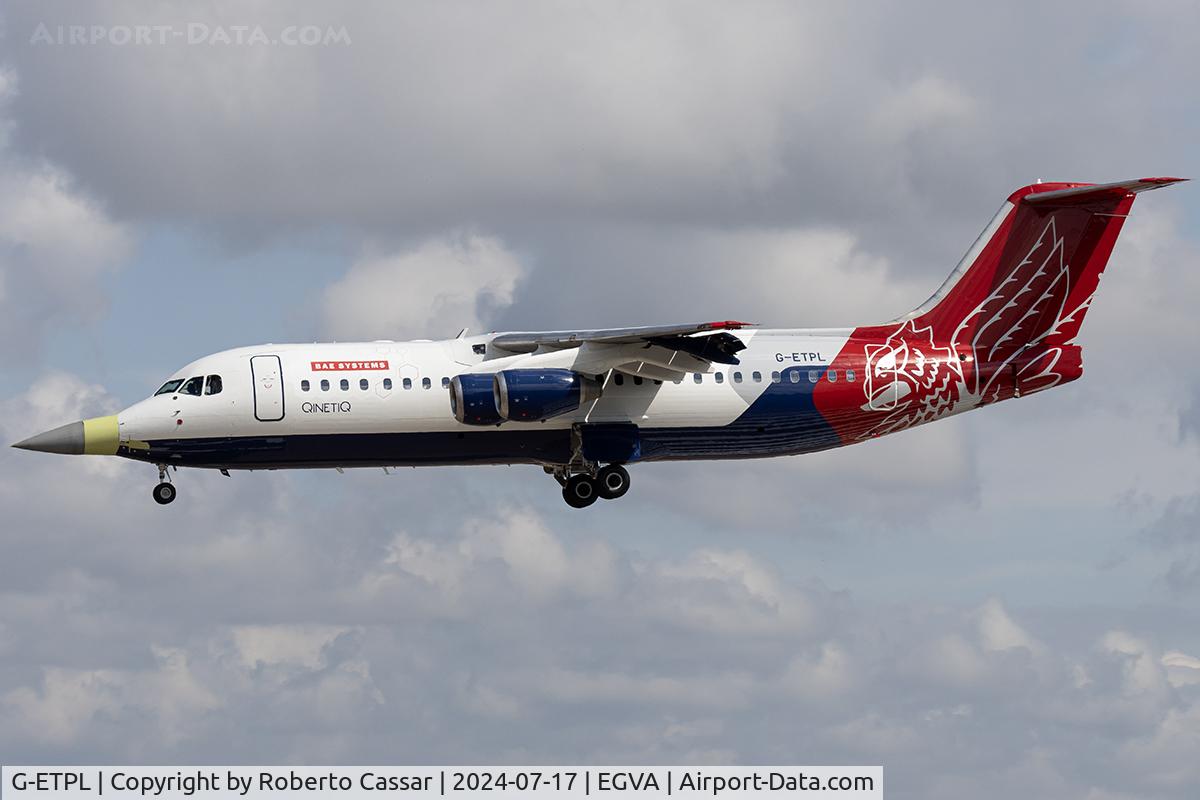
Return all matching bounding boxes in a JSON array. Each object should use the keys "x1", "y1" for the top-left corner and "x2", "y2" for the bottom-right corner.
[
  {"x1": 123, "y1": 429, "x2": 574, "y2": 469},
  {"x1": 638, "y1": 367, "x2": 841, "y2": 460}
]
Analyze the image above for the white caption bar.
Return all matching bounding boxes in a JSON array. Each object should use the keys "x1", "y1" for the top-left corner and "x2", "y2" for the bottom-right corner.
[{"x1": 2, "y1": 767, "x2": 881, "y2": 800}]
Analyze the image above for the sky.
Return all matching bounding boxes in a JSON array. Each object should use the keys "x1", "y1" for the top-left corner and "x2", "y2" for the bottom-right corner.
[{"x1": 1, "y1": 1, "x2": 1199, "y2": 797}]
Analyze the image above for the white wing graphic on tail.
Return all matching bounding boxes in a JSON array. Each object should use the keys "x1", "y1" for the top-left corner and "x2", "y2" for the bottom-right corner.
[{"x1": 860, "y1": 216, "x2": 1082, "y2": 437}]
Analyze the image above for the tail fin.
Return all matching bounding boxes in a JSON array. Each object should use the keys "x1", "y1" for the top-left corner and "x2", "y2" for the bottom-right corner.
[
  {"x1": 899, "y1": 177, "x2": 1185, "y2": 352},
  {"x1": 822, "y1": 178, "x2": 1185, "y2": 441}
]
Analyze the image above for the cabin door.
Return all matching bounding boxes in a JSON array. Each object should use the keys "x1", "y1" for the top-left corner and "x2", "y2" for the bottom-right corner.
[{"x1": 250, "y1": 355, "x2": 285, "y2": 421}]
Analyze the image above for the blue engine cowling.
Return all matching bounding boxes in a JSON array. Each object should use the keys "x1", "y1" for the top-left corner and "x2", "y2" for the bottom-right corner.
[
  {"x1": 449, "y1": 373, "x2": 503, "y2": 426},
  {"x1": 494, "y1": 369, "x2": 603, "y2": 422}
]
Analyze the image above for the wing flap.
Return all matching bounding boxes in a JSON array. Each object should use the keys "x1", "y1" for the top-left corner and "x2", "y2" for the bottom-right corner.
[{"x1": 645, "y1": 331, "x2": 747, "y2": 365}]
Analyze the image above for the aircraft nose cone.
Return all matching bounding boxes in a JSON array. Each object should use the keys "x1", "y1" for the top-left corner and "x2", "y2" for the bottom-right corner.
[{"x1": 11, "y1": 421, "x2": 85, "y2": 454}]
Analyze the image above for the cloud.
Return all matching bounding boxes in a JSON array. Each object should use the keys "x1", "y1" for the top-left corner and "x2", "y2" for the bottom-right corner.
[
  {"x1": 1181, "y1": 390, "x2": 1200, "y2": 443},
  {"x1": 1162, "y1": 652, "x2": 1200, "y2": 688},
  {"x1": 0, "y1": 368, "x2": 1198, "y2": 797},
  {"x1": 230, "y1": 625, "x2": 357, "y2": 671},
  {"x1": 1142, "y1": 495, "x2": 1200, "y2": 594},
  {"x1": 6, "y1": 0, "x2": 1190, "y2": 249},
  {"x1": 1, "y1": 1, "x2": 818, "y2": 235},
  {"x1": 871, "y1": 75, "x2": 980, "y2": 141},
  {"x1": 0, "y1": 69, "x2": 132, "y2": 359},
  {"x1": 321, "y1": 233, "x2": 525, "y2": 340},
  {"x1": 1, "y1": 370, "x2": 119, "y2": 435},
  {"x1": 1, "y1": 457, "x2": 1198, "y2": 796},
  {"x1": 1, "y1": 1, "x2": 1199, "y2": 795},
  {"x1": 977, "y1": 598, "x2": 1041, "y2": 654},
  {"x1": 3, "y1": 647, "x2": 219, "y2": 748}
]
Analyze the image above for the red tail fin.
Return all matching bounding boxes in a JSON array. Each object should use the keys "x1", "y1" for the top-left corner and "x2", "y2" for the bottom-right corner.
[
  {"x1": 906, "y1": 177, "x2": 1183, "y2": 350},
  {"x1": 819, "y1": 177, "x2": 1185, "y2": 441},
  {"x1": 899, "y1": 178, "x2": 1183, "y2": 400}
]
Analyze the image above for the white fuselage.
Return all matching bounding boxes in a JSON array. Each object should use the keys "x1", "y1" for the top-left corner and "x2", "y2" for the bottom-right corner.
[
  {"x1": 110, "y1": 328, "x2": 873, "y2": 472},
  {"x1": 117, "y1": 329, "x2": 855, "y2": 447}
]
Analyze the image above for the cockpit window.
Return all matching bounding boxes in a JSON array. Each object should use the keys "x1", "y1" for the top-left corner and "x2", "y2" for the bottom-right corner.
[
  {"x1": 154, "y1": 379, "x2": 184, "y2": 396},
  {"x1": 180, "y1": 376, "x2": 204, "y2": 396},
  {"x1": 204, "y1": 375, "x2": 223, "y2": 395}
]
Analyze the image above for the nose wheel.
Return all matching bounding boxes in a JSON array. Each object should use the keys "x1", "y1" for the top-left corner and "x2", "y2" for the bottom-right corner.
[
  {"x1": 152, "y1": 465, "x2": 177, "y2": 505},
  {"x1": 153, "y1": 482, "x2": 177, "y2": 505},
  {"x1": 556, "y1": 464, "x2": 631, "y2": 508}
]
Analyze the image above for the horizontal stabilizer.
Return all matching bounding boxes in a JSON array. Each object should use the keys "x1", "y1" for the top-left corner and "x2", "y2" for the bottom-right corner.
[
  {"x1": 887, "y1": 174, "x2": 1185, "y2": 367},
  {"x1": 1023, "y1": 177, "x2": 1187, "y2": 206}
]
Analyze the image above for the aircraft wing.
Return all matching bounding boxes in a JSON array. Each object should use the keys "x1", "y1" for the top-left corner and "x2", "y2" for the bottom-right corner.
[{"x1": 491, "y1": 320, "x2": 755, "y2": 365}]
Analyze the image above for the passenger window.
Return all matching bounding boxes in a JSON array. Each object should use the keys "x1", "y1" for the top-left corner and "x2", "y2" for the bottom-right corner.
[
  {"x1": 180, "y1": 376, "x2": 204, "y2": 396},
  {"x1": 321, "y1": 379, "x2": 330, "y2": 391},
  {"x1": 422, "y1": 377, "x2": 431, "y2": 389},
  {"x1": 154, "y1": 379, "x2": 184, "y2": 396},
  {"x1": 203, "y1": 375, "x2": 223, "y2": 395},
  {"x1": 693, "y1": 373, "x2": 703, "y2": 384},
  {"x1": 360, "y1": 378, "x2": 369, "y2": 390},
  {"x1": 340, "y1": 379, "x2": 349, "y2": 391},
  {"x1": 847, "y1": 369, "x2": 857, "y2": 382},
  {"x1": 808, "y1": 370, "x2": 819, "y2": 383},
  {"x1": 771, "y1": 371, "x2": 781, "y2": 383},
  {"x1": 733, "y1": 372, "x2": 743, "y2": 384},
  {"x1": 402, "y1": 377, "x2": 412, "y2": 390},
  {"x1": 383, "y1": 378, "x2": 392, "y2": 390},
  {"x1": 442, "y1": 377, "x2": 450, "y2": 388},
  {"x1": 828, "y1": 370, "x2": 837, "y2": 383},
  {"x1": 789, "y1": 372, "x2": 800, "y2": 384},
  {"x1": 752, "y1": 371, "x2": 762, "y2": 383},
  {"x1": 715, "y1": 372, "x2": 724, "y2": 384},
  {"x1": 614, "y1": 373, "x2": 624, "y2": 386},
  {"x1": 472, "y1": 343, "x2": 487, "y2": 355},
  {"x1": 301, "y1": 379, "x2": 310, "y2": 392}
]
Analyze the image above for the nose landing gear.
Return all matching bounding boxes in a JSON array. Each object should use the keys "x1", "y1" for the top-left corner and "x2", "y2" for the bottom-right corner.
[
  {"x1": 552, "y1": 463, "x2": 631, "y2": 508},
  {"x1": 153, "y1": 465, "x2": 176, "y2": 505}
]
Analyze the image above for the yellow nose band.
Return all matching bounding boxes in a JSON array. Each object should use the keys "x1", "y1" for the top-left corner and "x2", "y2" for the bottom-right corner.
[{"x1": 82, "y1": 415, "x2": 120, "y2": 455}]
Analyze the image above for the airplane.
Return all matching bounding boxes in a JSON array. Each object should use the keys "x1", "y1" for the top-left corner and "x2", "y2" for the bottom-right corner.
[{"x1": 12, "y1": 177, "x2": 1185, "y2": 508}]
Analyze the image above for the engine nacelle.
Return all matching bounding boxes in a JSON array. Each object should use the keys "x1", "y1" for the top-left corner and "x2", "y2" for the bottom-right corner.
[
  {"x1": 494, "y1": 369, "x2": 602, "y2": 422},
  {"x1": 449, "y1": 374, "x2": 503, "y2": 426}
]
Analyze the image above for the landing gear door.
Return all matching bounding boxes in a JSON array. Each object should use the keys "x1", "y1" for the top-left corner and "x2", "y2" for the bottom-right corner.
[{"x1": 250, "y1": 355, "x2": 285, "y2": 422}]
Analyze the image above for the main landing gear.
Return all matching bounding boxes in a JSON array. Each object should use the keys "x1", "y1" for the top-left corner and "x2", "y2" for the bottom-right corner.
[
  {"x1": 152, "y1": 464, "x2": 176, "y2": 505},
  {"x1": 554, "y1": 464, "x2": 631, "y2": 509}
]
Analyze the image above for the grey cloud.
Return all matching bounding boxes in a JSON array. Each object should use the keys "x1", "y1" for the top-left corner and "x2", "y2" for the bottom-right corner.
[
  {"x1": 2, "y1": 1, "x2": 1200, "y2": 795},
  {"x1": 1180, "y1": 388, "x2": 1200, "y2": 443},
  {"x1": 1, "y1": 369, "x2": 1199, "y2": 798},
  {"x1": 0, "y1": 70, "x2": 132, "y2": 360},
  {"x1": 321, "y1": 232, "x2": 526, "y2": 341},
  {"x1": 1143, "y1": 495, "x2": 1200, "y2": 594},
  {"x1": 493, "y1": 222, "x2": 927, "y2": 332},
  {"x1": 3, "y1": 2, "x2": 1193, "y2": 260},
  {"x1": 2, "y1": 466, "x2": 1199, "y2": 797}
]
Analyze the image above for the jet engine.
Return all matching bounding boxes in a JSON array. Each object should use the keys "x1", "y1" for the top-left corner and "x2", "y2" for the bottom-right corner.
[
  {"x1": 449, "y1": 374, "x2": 503, "y2": 425},
  {"x1": 494, "y1": 369, "x2": 603, "y2": 422}
]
